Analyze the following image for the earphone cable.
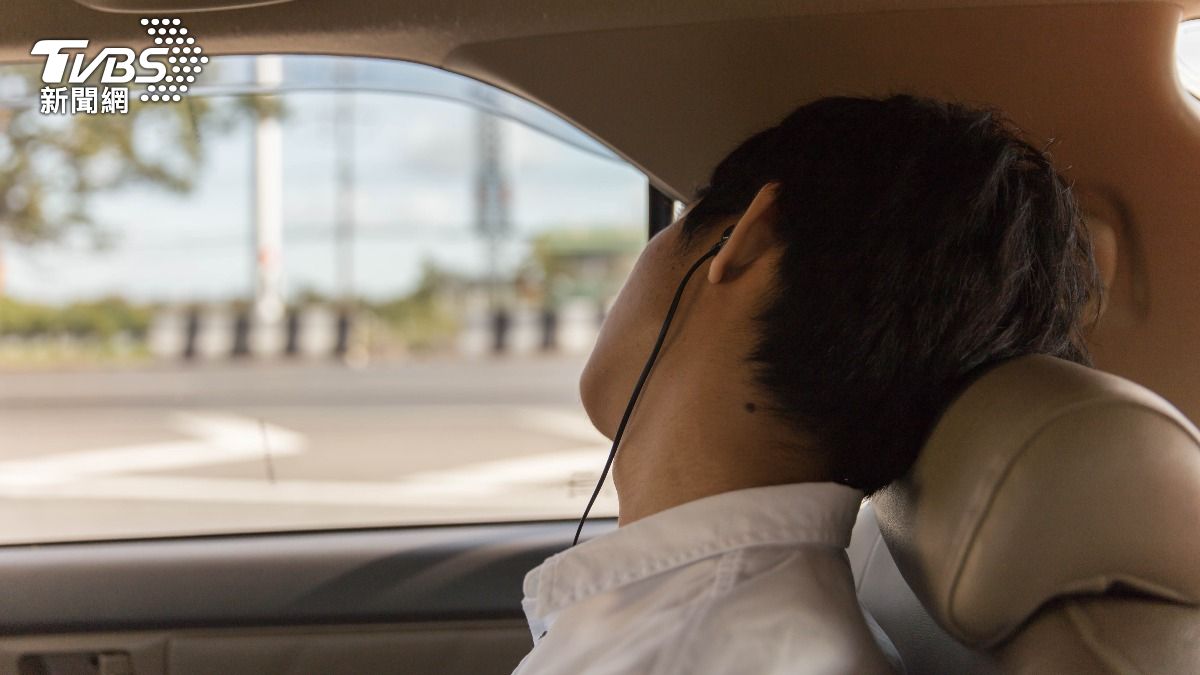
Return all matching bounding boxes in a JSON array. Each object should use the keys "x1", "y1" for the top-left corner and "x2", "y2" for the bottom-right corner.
[{"x1": 571, "y1": 236, "x2": 727, "y2": 547}]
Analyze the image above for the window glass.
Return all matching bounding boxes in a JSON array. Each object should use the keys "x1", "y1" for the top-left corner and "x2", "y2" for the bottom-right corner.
[
  {"x1": 0, "y1": 55, "x2": 644, "y2": 544},
  {"x1": 1180, "y1": 20, "x2": 1200, "y2": 98}
]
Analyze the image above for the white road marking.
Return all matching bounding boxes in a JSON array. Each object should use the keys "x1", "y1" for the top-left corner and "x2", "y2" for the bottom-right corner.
[
  {"x1": 0, "y1": 445, "x2": 613, "y2": 507},
  {"x1": 0, "y1": 412, "x2": 304, "y2": 487},
  {"x1": 0, "y1": 408, "x2": 615, "y2": 509}
]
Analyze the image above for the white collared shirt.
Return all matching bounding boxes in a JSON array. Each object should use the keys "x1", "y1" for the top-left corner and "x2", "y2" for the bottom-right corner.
[{"x1": 513, "y1": 482, "x2": 902, "y2": 675}]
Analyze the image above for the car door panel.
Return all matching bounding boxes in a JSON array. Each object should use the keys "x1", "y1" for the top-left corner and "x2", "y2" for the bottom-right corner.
[{"x1": 0, "y1": 521, "x2": 614, "y2": 675}]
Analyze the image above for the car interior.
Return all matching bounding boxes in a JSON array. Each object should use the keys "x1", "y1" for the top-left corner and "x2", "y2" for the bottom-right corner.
[{"x1": 1, "y1": 0, "x2": 1199, "y2": 673}]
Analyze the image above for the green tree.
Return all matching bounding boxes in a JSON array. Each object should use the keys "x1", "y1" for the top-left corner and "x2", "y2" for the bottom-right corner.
[
  {"x1": 0, "y1": 62, "x2": 282, "y2": 301},
  {"x1": 0, "y1": 64, "x2": 224, "y2": 246},
  {"x1": 372, "y1": 260, "x2": 461, "y2": 352}
]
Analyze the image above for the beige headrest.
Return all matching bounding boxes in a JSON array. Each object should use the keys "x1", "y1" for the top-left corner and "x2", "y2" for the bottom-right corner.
[{"x1": 874, "y1": 355, "x2": 1200, "y2": 648}]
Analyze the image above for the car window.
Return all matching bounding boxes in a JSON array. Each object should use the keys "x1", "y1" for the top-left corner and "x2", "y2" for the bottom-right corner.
[
  {"x1": 1180, "y1": 20, "x2": 1200, "y2": 98},
  {"x1": 0, "y1": 54, "x2": 643, "y2": 544}
]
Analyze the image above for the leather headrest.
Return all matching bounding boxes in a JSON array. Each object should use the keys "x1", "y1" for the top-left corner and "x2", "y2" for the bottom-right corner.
[{"x1": 874, "y1": 355, "x2": 1200, "y2": 648}]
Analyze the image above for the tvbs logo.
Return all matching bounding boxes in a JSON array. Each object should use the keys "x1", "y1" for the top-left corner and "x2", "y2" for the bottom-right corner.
[{"x1": 32, "y1": 17, "x2": 206, "y2": 114}]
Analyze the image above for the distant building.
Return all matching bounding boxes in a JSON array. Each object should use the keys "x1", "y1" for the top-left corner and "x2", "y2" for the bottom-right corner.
[
  {"x1": 457, "y1": 225, "x2": 643, "y2": 356},
  {"x1": 527, "y1": 226, "x2": 642, "y2": 309}
]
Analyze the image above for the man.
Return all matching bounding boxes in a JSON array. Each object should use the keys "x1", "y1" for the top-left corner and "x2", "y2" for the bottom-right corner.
[{"x1": 513, "y1": 95, "x2": 1101, "y2": 674}]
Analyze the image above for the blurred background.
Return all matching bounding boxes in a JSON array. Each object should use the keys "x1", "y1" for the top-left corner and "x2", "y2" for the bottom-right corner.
[{"x1": 0, "y1": 54, "x2": 651, "y2": 543}]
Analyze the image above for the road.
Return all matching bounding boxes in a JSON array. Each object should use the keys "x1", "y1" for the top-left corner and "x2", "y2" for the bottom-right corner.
[{"x1": 0, "y1": 356, "x2": 618, "y2": 544}]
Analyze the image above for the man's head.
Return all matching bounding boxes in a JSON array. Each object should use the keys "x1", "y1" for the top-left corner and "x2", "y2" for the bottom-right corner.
[{"x1": 581, "y1": 94, "x2": 1101, "y2": 499}]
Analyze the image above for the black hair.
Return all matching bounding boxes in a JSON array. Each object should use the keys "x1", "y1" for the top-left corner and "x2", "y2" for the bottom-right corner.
[{"x1": 681, "y1": 95, "x2": 1102, "y2": 494}]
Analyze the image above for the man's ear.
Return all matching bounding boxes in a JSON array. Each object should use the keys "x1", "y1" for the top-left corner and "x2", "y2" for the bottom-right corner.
[{"x1": 708, "y1": 183, "x2": 780, "y2": 284}]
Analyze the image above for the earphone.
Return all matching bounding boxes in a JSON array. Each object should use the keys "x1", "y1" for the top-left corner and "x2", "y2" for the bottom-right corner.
[{"x1": 572, "y1": 225, "x2": 735, "y2": 546}]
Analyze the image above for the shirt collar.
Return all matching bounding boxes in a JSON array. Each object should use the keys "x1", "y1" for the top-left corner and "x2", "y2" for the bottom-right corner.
[{"x1": 523, "y1": 481, "x2": 864, "y2": 622}]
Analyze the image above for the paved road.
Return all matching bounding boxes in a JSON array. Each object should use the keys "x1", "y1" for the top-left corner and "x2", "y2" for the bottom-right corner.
[{"x1": 0, "y1": 356, "x2": 618, "y2": 544}]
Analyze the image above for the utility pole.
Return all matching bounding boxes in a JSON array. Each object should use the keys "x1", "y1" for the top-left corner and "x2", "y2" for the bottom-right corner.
[
  {"x1": 473, "y1": 103, "x2": 511, "y2": 353},
  {"x1": 253, "y1": 55, "x2": 285, "y2": 332},
  {"x1": 334, "y1": 60, "x2": 355, "y2": 306}
]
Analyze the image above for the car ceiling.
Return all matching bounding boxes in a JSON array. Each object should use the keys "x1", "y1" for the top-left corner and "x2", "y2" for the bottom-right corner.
[{"x1": 4, "y1": 0, "x2": 1199, "y2": 422}]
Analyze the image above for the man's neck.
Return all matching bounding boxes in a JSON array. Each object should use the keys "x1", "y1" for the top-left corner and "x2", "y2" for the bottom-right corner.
[{"x1": 610, "y1": 381, "x2": 831, "y2": 526}]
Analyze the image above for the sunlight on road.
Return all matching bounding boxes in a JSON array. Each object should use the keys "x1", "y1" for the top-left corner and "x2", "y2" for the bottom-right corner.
[{"x1": 0, "y1": 380, "x2": 618, "y2": 544}]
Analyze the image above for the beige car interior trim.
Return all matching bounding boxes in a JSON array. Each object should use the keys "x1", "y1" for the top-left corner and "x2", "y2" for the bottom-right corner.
[
  {"x1": 999, "y1": 596, "x2": 1200, "y2": 672},
  {"x1": 874, "y1": 355, "x2": 1200, "y2": 647}
]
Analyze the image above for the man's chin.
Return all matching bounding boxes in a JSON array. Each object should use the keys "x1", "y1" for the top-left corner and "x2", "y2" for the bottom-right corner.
[{"x1": 578, "y1": 356, "x2": 620, "y2": 441}]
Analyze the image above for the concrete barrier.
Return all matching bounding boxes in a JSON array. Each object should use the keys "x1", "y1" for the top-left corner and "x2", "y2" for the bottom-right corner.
[
  {"x1": 558, "y1": 299, "x2": 602, "y2": 355},
  {"x1": 149, "y1": 304, "x2": 354, "y2": 361},
  {"x1": 148, "y1": 298, "x2": 605, "y2": 361}
]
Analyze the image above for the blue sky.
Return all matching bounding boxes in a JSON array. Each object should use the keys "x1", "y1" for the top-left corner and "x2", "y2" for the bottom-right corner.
[{"x1": 5, "y1": 56, "x2": 648, "y2": 304}]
